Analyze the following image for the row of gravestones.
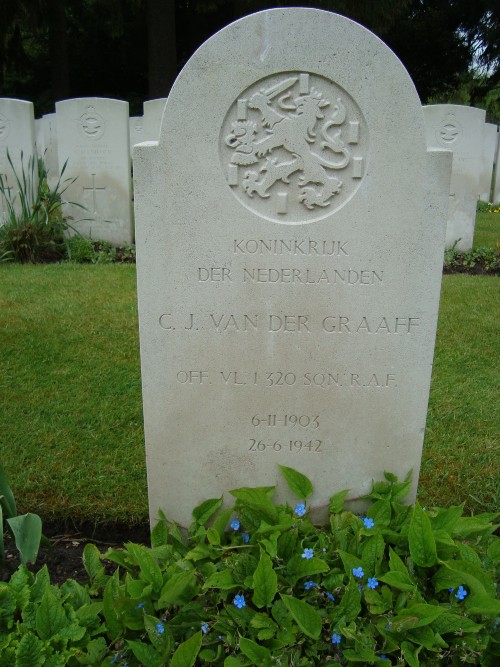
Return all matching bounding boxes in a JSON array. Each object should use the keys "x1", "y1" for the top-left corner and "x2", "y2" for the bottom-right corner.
[{"x1": 0, "y1": 95, "x2": 499, "y2": 250}]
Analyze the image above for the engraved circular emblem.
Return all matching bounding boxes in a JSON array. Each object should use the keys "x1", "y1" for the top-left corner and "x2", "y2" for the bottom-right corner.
[
  {"x1": 0, "y1": 113, "x2": 10, "y2": 142},
  {"x1": 437, "y1": 115, "x2": 462, "y2": 147},
  {"x1": 220, "y1": 71, "x2": 368, "y2": 224},
  {"x1": 78, "y1": 107, "x2": 105, "y2": 140}
]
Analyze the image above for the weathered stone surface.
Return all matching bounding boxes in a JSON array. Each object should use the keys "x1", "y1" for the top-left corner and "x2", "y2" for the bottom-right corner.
[
  {"x1": 0, "y1": 98, "x2": 36, "y2": 219},
  {"x1": 134, "y1": 9, "x2": 451, "y2": 527},
  {"x1": 56, "y1": 97, "x2": 133, "y2": 245},
  {"x1": 424, "y1": 104, "x2": 485, "y2": 249}
]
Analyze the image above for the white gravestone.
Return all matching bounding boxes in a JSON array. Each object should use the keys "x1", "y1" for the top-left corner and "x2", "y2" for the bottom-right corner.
[
  {"x1": 41, "y1": 114, "x2": 60, "y2": 190},
  {"x1": 143, "y1": 99, "x2": 167, "y2": 142},
  {"x1": 423, "y1": 104, "x2": 485, "y2": 250},
  {"x1": 479, "y1": 123, "x2": 498, "y2": 202},
  {"x1": 129, "y1": 116, "x2": 146, "y2": 158},
  {"x1": 0, "y1": 98, "x2": 37, "y2": 220},
  {"x1": 56, "y1": 97, "x2": 133, "y2": 245},
  {"x1": 134, "y1": 9, "x2": 452, "y2": 527},
  {"x1": 491, "y1": 127, "x2": 500, "y2": 203}
]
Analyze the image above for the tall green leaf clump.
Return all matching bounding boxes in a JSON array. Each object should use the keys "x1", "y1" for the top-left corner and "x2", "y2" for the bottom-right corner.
[
  {"x1": 0, "y1": 467, "x2": 498, "y2": 665},
  {"x1": 0, "y1": 150, "x2": 83, "y2": 263}
]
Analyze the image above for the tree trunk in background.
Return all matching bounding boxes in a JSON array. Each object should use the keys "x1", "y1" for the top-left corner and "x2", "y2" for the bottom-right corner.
[
  {"x1": 47, "y1": 0, "x2": 70, "y2": 101},
  {"x1": 148, "y1": 0, "x2": 177, "y2": 98}
]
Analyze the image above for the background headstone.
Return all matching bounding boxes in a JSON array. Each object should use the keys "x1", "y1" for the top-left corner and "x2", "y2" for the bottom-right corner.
[
  {"x1": 134, "y1": 8, "x2": 452, "y2": 527},
  {"x1": 0, "y1": 98, "x2": 37, "y2": 220},
  {"x1": 56, "y1": 97, "x2": 133, "y2": 245},
  {"x1": 479, "y1": 123, "x2": 498, "y2": 202},
  {"x1": 493, "y1": 127, "x2": 500, "y2": 203},
  {"x1": 41, "y1": 114, "x2": 60, "y2": 190},
  {"x1": 129, "y1": 116, "x2": 146, "y2": 158},
  {"x1": 423, "y1": 104, "x2": 486, "y2": 249},
  {"x1": 143, "y1": 98, "x2": 167, "y2": 142}
]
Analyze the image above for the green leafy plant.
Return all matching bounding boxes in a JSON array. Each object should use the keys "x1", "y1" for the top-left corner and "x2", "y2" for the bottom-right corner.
[
  {"x1": 444, "y1": 241, "x2": 500, "y2": 274},
  {"x1": 0, "y1": 468, "x2": 498, "y2": 665},
  {"x1": 0, "y1": 464, "x2": 42, "y2": 567},
  {"x1": 0, "y1": 150, "x2": 83, "y2": 263}
]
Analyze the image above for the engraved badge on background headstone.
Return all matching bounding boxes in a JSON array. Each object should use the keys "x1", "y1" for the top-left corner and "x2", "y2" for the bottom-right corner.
[{"x1": 220, "y1": 72, "x2": 367, "y2": 223}]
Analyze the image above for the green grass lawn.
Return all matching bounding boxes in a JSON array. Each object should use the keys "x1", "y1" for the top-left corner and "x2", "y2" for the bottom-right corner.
[
  {"x1": 474, "y1": 211, "x2": 500, "y2": 249},
  {"x1": 0, "y1": 264, "x2": 498, "y2": 524}
]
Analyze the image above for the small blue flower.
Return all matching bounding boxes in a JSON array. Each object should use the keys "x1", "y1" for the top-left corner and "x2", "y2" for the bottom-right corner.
[
  {"x1": 242, "y1": 532, "x2": 250, "y2": 543},
  {"x1": 455, "y1": 585, "x2": 468, "y2": 600},
  {"x1": 233, "y1": 594, "x2": 246, "y2": 608},
  {"x1": 304, "y1": 580, "x2": 317, "y2": 590},
  {"x1": 380, "y1": 656, "x2": 389, "y2": 661},
  {"x1": 358, "y1": 584, "x2": 364, "y2": 592},
  {"x1": 218, "y1": 635, "x2": 223, "y2": 640},
  {"x1": 302, "y1": 548, "x2": 314, "y2": 560},
  {"x1": 231, "y1": 518, "x2": 240, "y2": 531},
  {"x1": 367, "y1": 577, "x2": 379, "y2": 589},
  {"x1": 352, "y1": 566, "x2": 364, "y2": 578},
  {"x1": 326, "y1": 592, "x2": 335, "y2": 602},
  {"x1": 363, "y1": 517, "x2": 375, "y2": 529},
  {"x1": 110, "y1": 658, "x2": 118, "y2": 665},
  {"x1": 294, "y1": 503, "x2": 306, "y2": 517},
  {"x1": 156, "y1": 622, "x2": 165, "y2": 634},
  {"x1": 201, "y1": 622, "x2": 209, "y2": 634},
  {"x1": 135, "y1": 602, "x2": 145, "y2": 609},
  {"x1": 331, "y1": 632, "x2": 342, "y2": 644},
  {"x1": 448, "y1": 587, "x2": 455, "y2": 592}
]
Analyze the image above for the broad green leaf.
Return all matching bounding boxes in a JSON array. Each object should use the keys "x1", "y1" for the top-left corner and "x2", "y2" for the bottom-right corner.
[
  {"x1": 379, "y1": 570, "x2": 416, "y2": 592},
  {"x1": 212, "y1": 508, "x2": 233, "y2": 538},
  {"x1": 82, "y1": 543, "x2": 106, "y2": 585},
  {"x1": 127, "y1": 639, "x2": 164, "y2": 667},
  {"x1": 0, "y1": 464, "x2": 16, "y2": 517},
  {"x1": 30, "y1": 565, "x2": 51, "y2": 603},
  {"x1": 192, "y1": 497, "x2": 223, "y2": 525},
  {"x1": 15, "y1": 632, "x2": 43, "y2": 667},
  {"x1": 102, "y1": 571, "x2": 124, "y2": 637},
  {"x1": 252, "y1": 548, "x2": 277, "y2": 608},
  {"x1": 337, "y1": 579, "x2": 361, "y2": 622},
  {"x1": 281, "y1": 594, "x2": 322, "y2": 639},
  {"x1": 435, "y1": 560, "x2": 494, "y2": 596},
  {"x1": 238, "y1": 636, "x2": 272, "y2": 665},
  {"x1": 7, "y1": 513, "x2": 42, "y2": 565},
  {"x1": 361, "y1": 533, "x2": 385, "y2": 575},
  {"x1": 343, "y1": 644, "x2": 378, "y2": 662},
  {"x1": 430, "y1": 504, "x2": 464, "y2": 533},
  {"x1": 453, "y1": 515, "x2": 497, "y2": 538},
  {"x1": 401, "y1": 640, "x2": 421, "y2": 667},
  {"x1": 286, "y1": 555, "x2": 329, "y2": 586},
  {"x1": 203, "y1": 569, "x2": 237, "y2": 590},
  {"x1": 432, "y1": 612, "x2": 482, "y2": 634},
  {"x1": 35, "y1": 589, "x2": 69, "y2": 640},
  {"x1": 151, "y1": 519, "x2": 167, "y2": 548},
  {"x1": 278, "y1": 465, "x2": 313, "y2": 499},
  {"x1": 392, "y1": 603, "x2": 445, "y2": 630},
  {"x1": 206, "y1": 527, "x2": 220, "y2": 546},
  {"x1": 171, "y1": 630, "x2": 202, "y2": 667},
  {"x1": 388, "y1": 547, "x2": 409, "y2": 574},
  {"x1": 229, "y1": 487, "x2": 278, "y2": 525},
  {"x1": 337, "y1": 549, "x2": 363, "y2": 576},
  {"x1": 0, "y1": 505, "x2": 4, "y2": 561},
  {"x1": 329, "y1": 489, "x2": 350, "y2": 513},
  {"x1": 408, "y1": 501, "x2": 437, "y2": 567},
  {"x1": 465, "y1": 594, "x2": 500, "y2": 616},
  {"x1": 487, "y1": 538, "x2": 500, "y2": 564},
  {"x1": 367, "y1": 499, "x2": 392, "y2": 527},
  {"x1": 224, "y1": 657, "x2": 247, "y2": 666},
  {"x1": 277, "y1": 530, "x2": 297, "y2": 559},
  {"x1": 126, "y1": 543, "x2": 163, "y2": 592},
  {"x1": 158, "y1": 570, "x2": 196, "y2": 606}
]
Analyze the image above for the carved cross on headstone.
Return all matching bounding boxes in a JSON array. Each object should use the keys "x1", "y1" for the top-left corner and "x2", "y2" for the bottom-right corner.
[{"x1": 82, "y1": 173, "x2": 106, "y2": 215}]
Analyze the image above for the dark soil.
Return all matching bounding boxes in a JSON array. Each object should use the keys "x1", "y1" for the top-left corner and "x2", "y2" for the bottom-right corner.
[{"x1": 1, "y1": 521, "x2": 150, "y2": 585}]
